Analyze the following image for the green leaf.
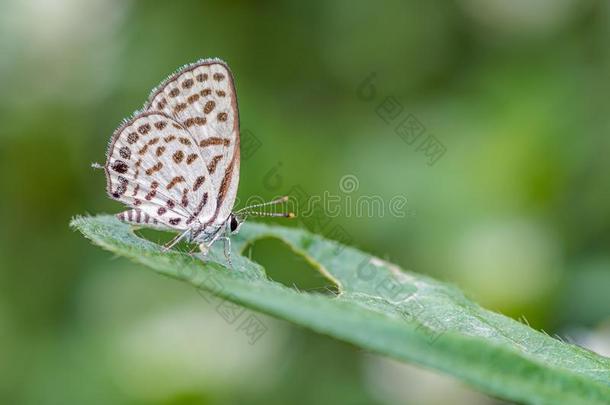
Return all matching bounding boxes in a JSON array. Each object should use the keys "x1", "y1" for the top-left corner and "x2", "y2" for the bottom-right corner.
[{"x1": 71, "y1": 215, "x2": 610, "y2": 405}]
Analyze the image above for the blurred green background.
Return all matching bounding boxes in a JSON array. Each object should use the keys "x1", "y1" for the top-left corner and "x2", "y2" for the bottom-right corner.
[{"x1": 1, "y1": 1, "x2": 609, "y2": 404}]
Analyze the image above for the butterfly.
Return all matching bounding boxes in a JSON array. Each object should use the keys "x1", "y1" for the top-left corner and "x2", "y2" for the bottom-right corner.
[{"x1": 101, "y1": 58, "x2": 293, "y2": 261}]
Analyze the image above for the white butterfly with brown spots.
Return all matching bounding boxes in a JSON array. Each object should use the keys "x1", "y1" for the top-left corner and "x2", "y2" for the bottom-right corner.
[{"x1": 100, "y1": 58, "x2": 293, "y2": 263}]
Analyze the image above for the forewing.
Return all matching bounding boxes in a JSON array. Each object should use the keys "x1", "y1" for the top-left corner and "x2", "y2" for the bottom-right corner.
[
  {"x1": 105, "y1": 111, "x2": 216, "y2": 230},
  {"x1": 146, "y1": 59, "x2": 240, "y2": 227}
]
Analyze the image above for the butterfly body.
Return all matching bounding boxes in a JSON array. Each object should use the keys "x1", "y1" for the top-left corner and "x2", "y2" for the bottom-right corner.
[
  {"x1": 189, "y1": 221, "x2": 226, "y2": 246},
  {"x1": 103, "y1": 59, "x2": 291, "y2": 262},
  {"x1": 105, "y1": 59, "x2": 241, "y2": 253}
]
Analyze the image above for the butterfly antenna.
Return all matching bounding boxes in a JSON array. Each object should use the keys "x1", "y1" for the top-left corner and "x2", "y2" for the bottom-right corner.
[
  {"x1": 246, "y1": 211, "x2": 295, "y2": 218},
  {"x1": 236, "y1": 196, "x2": 289, "y2": 214}
]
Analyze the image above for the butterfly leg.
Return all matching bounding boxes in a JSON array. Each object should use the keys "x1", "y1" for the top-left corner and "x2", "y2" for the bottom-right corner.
[
  {"x1": 197, "y1": 227, "x2": 221, "y2": 258},
  {"x1": 187, "y1": 242, "x2": 200, "y2": 256},
  {"x1": 162, "y1": 229, "x2": 189, "y2": 252},
  {"x1": 222, "y1": 236, "x2": 233, "y2": 268},
  {"x1": 198, "y1": 243, "x2": 209, "y2": 256}
]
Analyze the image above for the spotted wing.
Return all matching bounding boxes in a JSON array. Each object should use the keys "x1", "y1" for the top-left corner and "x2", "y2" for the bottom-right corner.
[
  {"x1": 115, "y1": 208, "x2": 171, "y2": 230},
  {"x1": 105, "y1": 111, "x2": 216, "y2": 230},
  {"x1": 145, "y1": 59, "x2": 240, "y2": 228}
]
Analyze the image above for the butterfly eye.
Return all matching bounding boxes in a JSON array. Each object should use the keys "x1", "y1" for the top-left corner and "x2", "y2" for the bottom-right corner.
[{"x1": 230, "y1": 216, "x2": 239, "y2": 232}]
